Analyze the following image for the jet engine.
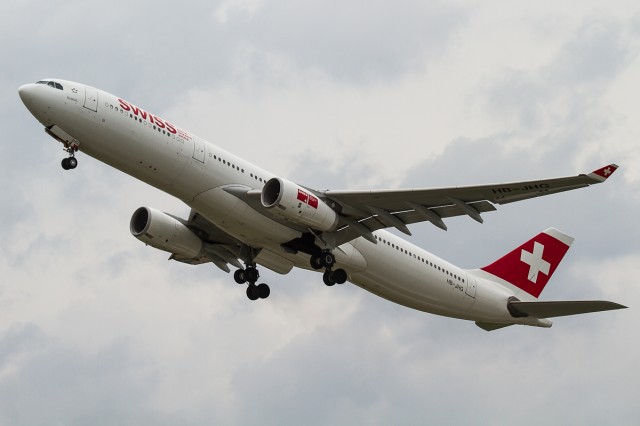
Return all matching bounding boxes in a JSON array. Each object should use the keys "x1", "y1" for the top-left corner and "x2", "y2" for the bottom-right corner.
[
  {"x1": 261, "y1": 177, "x2": 339, "y2": 232},
  {"x1": 130, "y1": 207, "x2": 203, "y2": 258}
]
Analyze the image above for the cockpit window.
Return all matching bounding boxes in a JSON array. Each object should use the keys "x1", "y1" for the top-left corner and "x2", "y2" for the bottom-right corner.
[{"x1": 35, "y1": 80, "x2": 63, "y2": 90}]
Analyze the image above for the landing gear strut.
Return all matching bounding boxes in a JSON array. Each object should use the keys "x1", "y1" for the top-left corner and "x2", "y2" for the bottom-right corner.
[{"x1": 311, "y1": 250, "x2": 347, "y2": 286}]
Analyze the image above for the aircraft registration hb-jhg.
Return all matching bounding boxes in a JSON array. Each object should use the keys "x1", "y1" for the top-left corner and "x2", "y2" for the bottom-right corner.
[{"x1": 19, "y1": 78, "x2": 626, "y2": 331}]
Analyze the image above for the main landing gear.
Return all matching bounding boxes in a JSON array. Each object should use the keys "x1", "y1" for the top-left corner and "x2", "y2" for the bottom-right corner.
[
  {"x1": 232, "y1": 246, "x2": 346, "y2": 300},
  {"x1": 61, "y1": 145, "x2": 78, "y2": 170},
  {"x1": 310, "y1": 250, "x2": 347, "y2": 287},
  {"x1": 234, "y1": 265, "x2": 270, "y2": 301}
]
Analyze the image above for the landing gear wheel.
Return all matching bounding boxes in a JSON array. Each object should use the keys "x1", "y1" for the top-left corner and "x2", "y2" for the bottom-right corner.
[
  {"x1": 246, "y1": 284, "x2": 259, "y2": 300},
  {"x1": 321, "y1": 251, "x2": 336, "y2": 268},
  {"x1": 311, "y1": 251, "x2": 336, "y2": 269},
  {"x1": 332, "y1": 268, "x2": 347, "y2": 285},
  {"x1": 61, "y1": 157, "x2": 77, "y2": 170},
  {"x1": 234, "y1": 269, "x2": 246, "y2": 284},
  {"x1": 323, "y1": 270, "x2": 336, "y2": 286},
  {"x1": 244, "y1": 267, "x2": 259, "y2": 283},
  {"x1": 310, "y1": 254, "x2": 324, "y2": 270},
  {"x1": 256, "y1": 283, "x2": 270, "y2": 299}
]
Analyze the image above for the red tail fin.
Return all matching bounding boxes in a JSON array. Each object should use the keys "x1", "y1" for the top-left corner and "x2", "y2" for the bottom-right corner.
[{"x1": 481, "y1": 228, "x2": 574, "y2": 298}]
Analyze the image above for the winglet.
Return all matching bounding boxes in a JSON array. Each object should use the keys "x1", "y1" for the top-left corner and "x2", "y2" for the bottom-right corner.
[{"x1": 588, "y1": 164, "x2": 619, "y2": 182}]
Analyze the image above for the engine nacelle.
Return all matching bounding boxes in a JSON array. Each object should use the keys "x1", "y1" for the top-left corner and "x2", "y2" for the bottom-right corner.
[
  {"x1": 261, "y1": 178, "x2": 339, "y2": 232},
  {"x1": 130, "y1": 207, "x2": 203, "y2": 258}
]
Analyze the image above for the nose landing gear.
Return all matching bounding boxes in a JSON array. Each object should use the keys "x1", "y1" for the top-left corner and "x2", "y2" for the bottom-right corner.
[{"x1": 61, "y1": 145, "x2": 78, "y2": 170}]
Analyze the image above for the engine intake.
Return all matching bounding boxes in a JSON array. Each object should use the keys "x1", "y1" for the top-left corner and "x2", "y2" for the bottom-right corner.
[
  {"x1": 130, "y1": 207, "x2": 203, "y2": 259},
  {"x1": 261, "y1": 177, "x2": 338, "y2": 232}
]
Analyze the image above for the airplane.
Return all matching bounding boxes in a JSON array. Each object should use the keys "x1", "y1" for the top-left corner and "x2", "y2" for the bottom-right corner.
[{"x1": 18, "y1": 78, "x2": 626, "y2": 331}]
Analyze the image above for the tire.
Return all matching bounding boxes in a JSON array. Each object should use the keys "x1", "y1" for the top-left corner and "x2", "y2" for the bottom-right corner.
[
  {"x1": 68, "y1": 157, "x2": 78, "y2": 169},
  {"x1": 322, "y1": 252, "x2": 335, "y2": 268},
  {"x1": 61, "y1": 158, "x2": 70, "y2": 170},
  {"x1": 323, "y1": 271, "x2": 335, "y2": 286},
  {"x1": 256, "y1": 283, "x2": 270, "y2": 299},
  {"x1": 310, "y1": 254, "x2": 323, "y2": 270},
  {"x1": 234, "y1": 269, "x2": 246, "y2": 284},
  {"x1": 246, "y1": 285, "x2": 259, "y2": 300},
  {"x1": 245, "y1": 267, "x2": 259, "y2": 283},
  {"x1": 332, "y1": 268, "x2": 347, "y2": 284}
]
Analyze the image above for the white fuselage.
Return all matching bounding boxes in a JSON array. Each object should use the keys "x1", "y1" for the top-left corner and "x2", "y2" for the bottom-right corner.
[{"x1": 19, "y1": 80, "x2": 548, "y2": 327}]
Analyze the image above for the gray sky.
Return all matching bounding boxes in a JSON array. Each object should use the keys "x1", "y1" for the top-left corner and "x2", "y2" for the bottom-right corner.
[{"x1": 2, "y1": 0, "x2": 639, "y2": 424}]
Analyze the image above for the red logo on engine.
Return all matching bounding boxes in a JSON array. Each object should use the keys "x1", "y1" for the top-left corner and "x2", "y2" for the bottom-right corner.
[{"x1": 297, "y1": 189, "x2": 318, "y2": 209}]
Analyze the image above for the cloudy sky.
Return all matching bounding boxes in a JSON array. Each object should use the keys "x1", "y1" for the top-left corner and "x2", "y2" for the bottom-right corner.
[{"x1": 2, "y1": 0, "x2": 640, "y2": 424}]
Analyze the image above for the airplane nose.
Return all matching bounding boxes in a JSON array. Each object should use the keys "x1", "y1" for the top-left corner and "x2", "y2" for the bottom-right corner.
[
  {"x1": 19, "y1": 83, "x2": 51, "y2": 125},
  {"x1": 18, "y1": 83, "x2": 35, "y2": 105}
]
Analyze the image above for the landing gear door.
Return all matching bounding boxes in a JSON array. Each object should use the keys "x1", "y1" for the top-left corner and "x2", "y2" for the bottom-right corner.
[
  {"x1": 84, "y1": 86, "x2": 98, "y2": 112},
  {"x1": 466, "y1": 275, "x2": 477, "y2": 298}
]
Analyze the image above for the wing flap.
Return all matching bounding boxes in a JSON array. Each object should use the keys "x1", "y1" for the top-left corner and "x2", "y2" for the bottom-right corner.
[
  {"x1": 334, "y1": 201, "x2": 496, "y2": 246},
  {"x1": 508, "y1": 300, "x2": 627, "y2": 318}
]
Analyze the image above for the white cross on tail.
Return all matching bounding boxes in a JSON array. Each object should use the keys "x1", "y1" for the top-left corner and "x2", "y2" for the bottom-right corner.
[{"x1": 520, "y1": 242, "x2": 551, "y2": 283}]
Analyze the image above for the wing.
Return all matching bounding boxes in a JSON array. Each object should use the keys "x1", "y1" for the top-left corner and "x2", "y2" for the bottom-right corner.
[{"x1": 322, "y1": 164, "x2": 618, "y2": 245}]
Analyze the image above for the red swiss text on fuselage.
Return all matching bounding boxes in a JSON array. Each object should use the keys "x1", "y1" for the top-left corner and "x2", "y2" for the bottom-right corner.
[{"x1": 118, "y1": 98, "x2": 177, "y2": 134}]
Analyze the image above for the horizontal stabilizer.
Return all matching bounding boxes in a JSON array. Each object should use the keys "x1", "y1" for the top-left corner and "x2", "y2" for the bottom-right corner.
[{"x1": 508, "y1": 300, "x2": 627, "y2": 318}]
